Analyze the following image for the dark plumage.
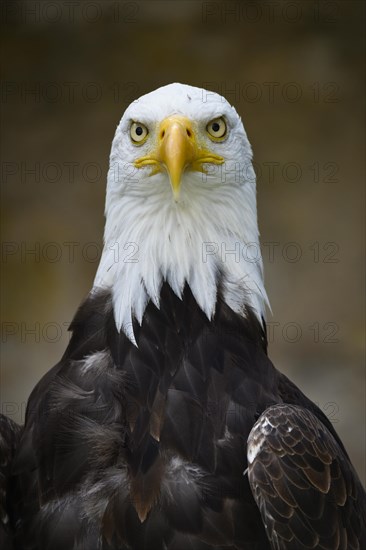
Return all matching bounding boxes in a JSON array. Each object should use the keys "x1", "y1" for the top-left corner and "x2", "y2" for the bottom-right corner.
[
  {"x1": 0, "y1": 414, "x2": 21, "y2": 549},
  {"x1": 3, "y1": 283, "x2": 365, "y2": 549},
  {"x1": 248, "y1": 404, "x2": 365, "y2": 549}
]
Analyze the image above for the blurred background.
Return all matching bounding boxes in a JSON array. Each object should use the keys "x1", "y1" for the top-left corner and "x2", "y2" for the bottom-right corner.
[{"x1": 1, "y1": 0, "x2": 365, "y2": 483}]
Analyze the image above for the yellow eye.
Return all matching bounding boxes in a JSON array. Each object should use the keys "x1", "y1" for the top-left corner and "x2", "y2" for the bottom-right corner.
[
  {"x1": 206, "y1": 117, "x2": 227, "y2": 140},
  {"x1": 130, "y1": 122, "x2": 148, "y2": 144}
]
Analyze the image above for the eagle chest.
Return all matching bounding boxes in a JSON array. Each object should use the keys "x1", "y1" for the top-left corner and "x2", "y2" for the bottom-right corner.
[{"x1": 91, "y1": 286, "x2": 274, "y2": 526}]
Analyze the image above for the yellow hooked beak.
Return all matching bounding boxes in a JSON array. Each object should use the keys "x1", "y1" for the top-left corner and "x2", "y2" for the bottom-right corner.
[{"x1": 133, "y1": 116, "x2": 224, "y2": 200}]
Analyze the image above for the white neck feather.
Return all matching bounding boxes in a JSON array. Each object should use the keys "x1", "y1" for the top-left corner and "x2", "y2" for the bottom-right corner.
[{"x1": 94, "y1": 168, "x2": 268, "y2": 345}]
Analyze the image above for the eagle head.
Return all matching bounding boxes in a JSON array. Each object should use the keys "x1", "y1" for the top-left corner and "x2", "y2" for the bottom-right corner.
[{"x1": 94, "y1": 83, "x2": 268, "y2": 343}]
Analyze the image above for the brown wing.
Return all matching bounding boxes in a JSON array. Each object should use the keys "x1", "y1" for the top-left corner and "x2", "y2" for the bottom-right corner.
[
  {"x1": 247, "y1": 404, "x2": 366, "y2": 549},
  {"x1": 0, "y1": 414, "x2": 22, "y2": 548}
]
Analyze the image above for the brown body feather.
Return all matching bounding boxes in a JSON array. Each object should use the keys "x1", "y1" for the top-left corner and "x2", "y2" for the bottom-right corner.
[{"x1": 2, "y1": 283, "x2": 365, "y2": 549}]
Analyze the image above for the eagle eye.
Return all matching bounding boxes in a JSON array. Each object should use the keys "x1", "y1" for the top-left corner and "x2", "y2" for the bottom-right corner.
[
  {"x1": 206, "y1": 117, "x2": 227, "y2": 141},
  {"x1": 130, "y1": 122, "x2": 148, "y2": 144}
]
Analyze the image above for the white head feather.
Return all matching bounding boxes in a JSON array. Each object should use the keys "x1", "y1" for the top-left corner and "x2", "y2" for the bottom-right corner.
[{"x1": 94, "y1": 83, "x2": 268, "y2": 344}]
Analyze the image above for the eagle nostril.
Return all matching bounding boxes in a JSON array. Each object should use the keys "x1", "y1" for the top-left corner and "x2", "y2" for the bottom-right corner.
[
  {"x1": 160, "y1": 129, "x2": 165, "y2": 139},
  {"x1": 186, "y1": 128, "x2": 192, "y2": 138}
]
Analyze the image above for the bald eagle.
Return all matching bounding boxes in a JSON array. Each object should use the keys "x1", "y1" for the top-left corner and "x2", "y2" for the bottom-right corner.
[{"x1": 2, "y1": 83, "x2": 365, "y2": 549}]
